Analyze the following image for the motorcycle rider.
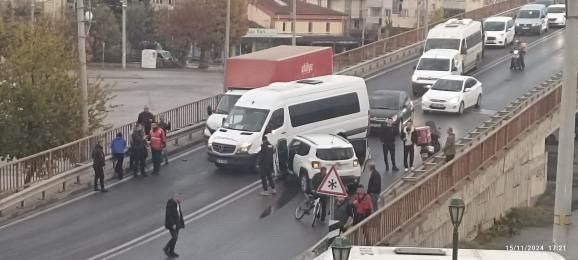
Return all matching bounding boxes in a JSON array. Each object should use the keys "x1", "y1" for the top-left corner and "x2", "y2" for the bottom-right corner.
[{"x1": 510, "y1": 39, "x2": 527, "y2": 69}]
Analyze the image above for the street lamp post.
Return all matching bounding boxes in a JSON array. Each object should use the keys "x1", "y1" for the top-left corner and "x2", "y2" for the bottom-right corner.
[
  {"x1": 223, "y1": 0, "x2": 231, "y2": 93},
  {"x1": 121, "y1": 0, "x2": 127, "y2": 69},
  {"x1": 330, "y1": 236, "x2": 352, "y2": 260},
  {"x1": 449, "y1": 198, "x2": 465, "y2": 260},
  {"x1": 291, "y1": 0, "x2": 296, "y2": 45}
]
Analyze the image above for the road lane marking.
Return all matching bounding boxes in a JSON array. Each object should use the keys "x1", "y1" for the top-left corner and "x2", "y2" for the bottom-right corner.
[
  {"x1": 0, "y1": 145, "x2": 207, "y2": 231},
  {"x1": 86, "y1": 180, "x2": 262, "y2": 260}
]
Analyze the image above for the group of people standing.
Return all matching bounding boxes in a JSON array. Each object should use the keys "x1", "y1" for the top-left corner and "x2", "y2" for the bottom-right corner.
[
  {"x1": 91, "y1": 106, "x2": 172, "y2": 192},
  {"x1": 380, "y1": 117, "x2": 457, "y2": 173}
]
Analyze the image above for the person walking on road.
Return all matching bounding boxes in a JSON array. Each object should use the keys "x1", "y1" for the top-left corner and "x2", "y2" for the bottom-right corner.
[
  {"x1": 159, "y1": 116, "x2": 172, "y2": 165},
  {"x1": 380, "y1": 117, "x2": 399, "y2": 172},
  {"x1": 131, "y1": 124, "x2": 148, "y2": 177},
  {"x1": 258, "y1": 135, "x2": 276, "y2": 196},
  {"x1": 366, "y1": 163, "x2": 382, "y2": 211},
  {"x1": 149, "y1": 122, "x2": 166, "y2": 174},
  {"x1": 91, "y1": 141, "x2": 107, "y2": 192},
  {"x1": 401, "y1": 120, "x2": 418, "y2": 172},
  {"x1": 111, "y1": 133, "x2": 127, "y2": 180},
  {"x1": 443, "y1": 127, "x2": 456, "y2": 162},
  {"x1": 164, "y1": 193, "x2": 185, "y2": 258},
  {"x1": 137, "y1": 106, "x2": 154, "y2": 138}
]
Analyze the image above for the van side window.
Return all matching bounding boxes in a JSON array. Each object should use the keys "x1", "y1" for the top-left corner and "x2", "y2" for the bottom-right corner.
[
  {"x1": 460, "y1": 39, "x2": 467, "y2": 52},
  {"x1": 466, "y1": 30, "x2": 482, "y2": 50},
  {"x1": 289, "y1": 93, "x2": 361, "y2": 127},
  {"x1": 266, "y1": 108, "x2": 284, "y2": 131}
]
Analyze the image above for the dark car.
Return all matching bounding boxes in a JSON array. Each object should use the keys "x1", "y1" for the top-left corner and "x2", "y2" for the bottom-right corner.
[{"x1": 369, "y1": 90, "x2": 414, "y2": 135}]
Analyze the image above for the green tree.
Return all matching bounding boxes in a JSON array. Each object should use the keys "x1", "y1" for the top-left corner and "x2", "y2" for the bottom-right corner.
[
  {"x1": 0, "y1": 21, "x2": 114, "y2": 160},
  {"x1": 126, "y1": 2, "x2": 155, "y2": 57},
  {"x1": 89, "y1": 5, "x2": 122, "y2": 62}
]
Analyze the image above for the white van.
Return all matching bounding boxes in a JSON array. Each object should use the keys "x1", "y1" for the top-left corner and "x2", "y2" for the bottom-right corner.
[
  {"x1": 547, "y1": 4, "x2": 566, "y2": 27},
  {"x1": 483, "y1": 16, "x2": 516, "y2": 47},
  {"x1": 207, "y1": 75, "x2": 370, "y2": 169},
  {"x1": 410, "y1": 49, "x2": 461, "y2": 96},
  {"x1": 424, "y1": 18, "x2": 484, "y2": 74}
]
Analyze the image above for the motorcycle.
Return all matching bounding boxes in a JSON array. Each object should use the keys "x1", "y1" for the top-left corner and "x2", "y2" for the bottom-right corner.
[{"x1": 510, "y1": 50, "x2": 524, "y2": 71}]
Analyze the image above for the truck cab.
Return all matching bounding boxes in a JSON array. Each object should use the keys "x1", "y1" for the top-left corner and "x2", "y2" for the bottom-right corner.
[{"x1": 205, "y1": 90, "x2": 246, "y2": 137}]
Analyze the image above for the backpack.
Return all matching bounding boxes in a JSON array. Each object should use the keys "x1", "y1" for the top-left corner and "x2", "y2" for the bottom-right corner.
[{"x1": 354, "y1": 195, "x2": 372, "y2": 216}]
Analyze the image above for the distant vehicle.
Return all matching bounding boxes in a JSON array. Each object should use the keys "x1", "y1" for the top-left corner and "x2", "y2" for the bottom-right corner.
[
  {"x1": 369, "y1": 90, "x2": 413, "y2": 134},
  {"x1": 547, "y1": 4, "x2": 566, "y2": 27},
  {"x1": 483, "y1": 16, "x2": 516, "y2": 48},
  {"x1": 515, "y1": 4, "x2": 549, "y2": 35},
  {"x1": 204, "y1": 45, "x2": 333, "y2": 138},
  {"x1": 411, "y1": 49, "x2": 462, "y2": 96},
  {"x1": 314, "y1": 246, "x2": 566, "y2": 260},
  {"x1": 424, "y1": 18, "x2": 484, "y2": 74},
  {"x1": 283, "y1": 134, "x2": 369, "y2": 193},
  {"x1": 534, "y1": 0, "x2": 555, "y2": 7},
  {"x1": 207, "y1": 75, "x2": 370, "y2": 170},
  {"x1": 421, "y1": 75, "x2": 483, "y2": 115}
]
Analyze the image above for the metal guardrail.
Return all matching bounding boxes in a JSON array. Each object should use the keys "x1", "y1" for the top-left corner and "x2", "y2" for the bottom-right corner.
[
  {"x1": 332, "y1": 0, "x2": 530, "y2": 72},
  {"x1": 0, "y1": 95, "x2": 221, "y2": 195},
  {"x1": 332, "y1": 72, "x2": 564, "y2": 249}
]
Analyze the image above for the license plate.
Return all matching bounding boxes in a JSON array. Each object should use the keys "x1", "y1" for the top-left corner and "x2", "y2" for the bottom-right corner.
[
  {"x1": 522, "y1": 27, "x2": 529, "y2": 29},
  {"x1": 486, "y1": 40, "x2": 494, "y2": 43},
  {"x1": 216, "y1": 159, "x2": 227, "y2": 164},
  {"x1": 370, "y1": 123, "x2": 381, "y2": 127},
  {"x1": 431, "y1": 104, "x2": 445, "y2": 109}
]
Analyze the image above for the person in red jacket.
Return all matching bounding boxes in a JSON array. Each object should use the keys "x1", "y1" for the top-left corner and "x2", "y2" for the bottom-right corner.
[
  {"x1": 149, "y1": 122, "x2": 166, "y2": 174},
  {"x1": 351, "y1": 184, "x2": 373, "y2": 225}
]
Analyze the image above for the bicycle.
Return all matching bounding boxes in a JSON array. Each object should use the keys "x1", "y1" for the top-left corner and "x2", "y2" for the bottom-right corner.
[{"x1": 294, "y1": 193, "x2": 322, "y2": 227}]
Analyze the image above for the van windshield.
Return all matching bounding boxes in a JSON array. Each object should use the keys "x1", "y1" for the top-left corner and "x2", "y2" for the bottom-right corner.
[
  {"x1": 214, "y1": 94, "x2": 242, "y2": 114},
  {"x1": 417, "y1": 58, "x2": 450, "y2": 71},
  {"x1": 517, "y1": 10, "x2": 540, "y2": 18},
  {"x1": 424, "y1": 39, "x2": 461, "y2": 51},
  {"x1": 548, "y1": 7, "x2": 565, "y2": 13},
  {"x1": 316, "y1": 147, "x2": 355, "y2": 160},
  {"x1": 484, "y1": 21, "x2": 505, "y2": 31},
  {"x1": 223, "y1": 106, "x2": 269, "y2": 132}
]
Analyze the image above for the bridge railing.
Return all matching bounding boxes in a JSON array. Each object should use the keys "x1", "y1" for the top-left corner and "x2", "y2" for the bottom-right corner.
[
  {"x1": 333, "y1": 0, "x2": 529, "y2": 72},
  {"x1": 0, "y1": 95, "x2": 221, "y2": 195}
]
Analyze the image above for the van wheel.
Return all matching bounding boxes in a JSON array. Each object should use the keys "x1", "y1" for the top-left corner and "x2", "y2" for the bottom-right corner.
[
  {"x1": 299, "y1": 170, "x2": 311, "y2": 193},
  {"x1": 458, "y1": 102, "x2": 465, "y2": 115},
  {"x1": 475, "y1": 95, "x2": 482, "y2": 108}
]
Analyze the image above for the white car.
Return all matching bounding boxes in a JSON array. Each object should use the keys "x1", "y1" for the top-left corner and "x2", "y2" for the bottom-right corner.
[
  {"x1": 281, "y1": 134, "x2": 369, "y2": 193},
  {"x1": 421, "y1": 75, "x2": 483, "y2": 115},
  {"x1": 483, "y1": 16, "x2": 515, "y2": 47},
  {"x1": 547, "y1": 4, "x2": 566, "y2": 27}
]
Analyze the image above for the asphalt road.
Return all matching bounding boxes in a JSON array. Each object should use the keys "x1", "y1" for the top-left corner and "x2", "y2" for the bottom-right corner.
[{"x1": 0, "y1": 28, "x2": 564, "y2": 260}]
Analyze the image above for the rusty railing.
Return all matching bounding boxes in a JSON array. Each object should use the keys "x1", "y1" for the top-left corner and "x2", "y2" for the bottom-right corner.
[
  {"x1": 0, "y1": 95, "x2": 221, "y2": 194},
  {"x1": 332, "y1": 0, "x2": 529, "y2": 72}
]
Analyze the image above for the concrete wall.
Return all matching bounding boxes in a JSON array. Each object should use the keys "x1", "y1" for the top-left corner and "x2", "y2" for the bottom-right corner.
[{"x1": 386, "y1": 111, "x2": 559, "y2": 247}]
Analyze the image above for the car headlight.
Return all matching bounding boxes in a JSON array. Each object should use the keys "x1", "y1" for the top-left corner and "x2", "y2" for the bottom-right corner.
[
  {"x1": 515, "y1": 22, "x2": 520, "y2": 26},
  {"x1": 238, "y1": 143, "x2": 252, "y2": 153},
  {"x1": 449, "y1": 97, "x2": 460, "y2": 104},
  {"x1": 353, "y1": 159, "x2": 359, "y2": 167},
  {"x1": 422, "y1": 95, "x2": 429, "y2": 102}
]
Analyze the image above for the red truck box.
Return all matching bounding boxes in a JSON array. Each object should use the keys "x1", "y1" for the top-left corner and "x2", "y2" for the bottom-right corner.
[{"x1": 224, "y1": 45, "x2": 333, "y2": 89}]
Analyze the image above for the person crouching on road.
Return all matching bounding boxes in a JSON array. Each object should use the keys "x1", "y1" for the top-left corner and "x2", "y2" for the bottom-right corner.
[
  {"x1": 164, "y1": 192, "x2": 185, "y2": 258},
  {"x1": 258, "y1": 135, "x2": 276, "y2": 196},
  {"x1": 111, "y1": 133, "x2": 127, "y2": 180},
  {"x1": 149, "y1": 122, "x2": 166, "y2": 174},
  {"x1": 91, "y1": 141, "x2": 107, "y2": 192}
]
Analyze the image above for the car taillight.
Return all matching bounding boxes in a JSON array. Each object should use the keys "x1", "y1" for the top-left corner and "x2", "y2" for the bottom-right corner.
[
  {"x1": 312, "y1": 161, "x2": 321, "y2": 169},
  {"x1": 353, "y1": 159, "x2": 359, "y2": 167}
]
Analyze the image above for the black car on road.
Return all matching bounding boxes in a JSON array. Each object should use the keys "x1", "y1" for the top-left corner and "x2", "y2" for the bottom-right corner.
[{"x1": 369, "y1": 90, "x2": 414, "y2": 135}]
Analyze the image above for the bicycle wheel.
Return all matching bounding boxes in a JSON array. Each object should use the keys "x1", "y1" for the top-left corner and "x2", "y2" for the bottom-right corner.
[
  {"x1": 311, "y1": 199, "x2": 320, "y2": 226},
  {"x1": 294, "y1": 200, "x2": 310, "y2": 220}
]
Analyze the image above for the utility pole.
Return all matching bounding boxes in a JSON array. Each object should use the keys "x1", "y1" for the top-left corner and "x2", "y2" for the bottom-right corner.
[
  {"x1": 122, "y1": 0, "x2": 127, "y2": 69},
  {"x1": 76, "y1": 0, "x2": 89, "y2": 135},
  {"x1": 292, "y1": 0, "x2": 296, "y2": 45},
  {"x1": 416, "y1": 0, "x2": 421, "y2": 40},
  {"x1": 223, "y1": 0, "x2": 231, "y2": 92},
  {"x1": 553, "y1": 0, "x2": 576, "y2": 254},
  {"x1": 424, "y1": 0, "x2": 429, "y2": 40}
]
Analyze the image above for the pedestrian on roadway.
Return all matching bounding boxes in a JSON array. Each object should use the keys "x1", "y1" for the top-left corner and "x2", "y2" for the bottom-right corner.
[
  {"x1": 366, "y1": 163, "x2": 382, "y2": 211},
  {"x1": 258, "y1": 135, "x2": 276, "y2": 196},
  {"x1": 158, "y1": 116, "x2": 172, "y2": 165},
  {"x1": 164, "y1": 192, "x2": 185, "y2": 258},
  {"x1": 380, "y1": 117, "x2": 399, "y2": 172},
  {"x1": 400, "y1": 120, "x2": 418, "y2": 172},
  {"x1": 351, "y1": 184, "x2": 372, "y2": 225},
  {"x1": 131, "y1": 124, "x2": 148, "y2": 177},
  {"x1": 443, "y1": 127, "x2": 456, "y2": 162},
  {"x1": 149, "y1": 122, "x2": 166, "y2": 174},
  {"x1": 137, "y1": 105, "x2": 154, "y2": 139},
  {"x1": 91, "y1": 141, "x2": 107, "y2": 192},
  {"x1": 111, "y1": 133, "x2": 127, "y2": 180}
]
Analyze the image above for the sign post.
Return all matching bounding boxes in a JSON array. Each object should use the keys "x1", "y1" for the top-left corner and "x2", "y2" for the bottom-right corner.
[{"x1": 317, "y1": 165, "x2": 347, "y2": 233}]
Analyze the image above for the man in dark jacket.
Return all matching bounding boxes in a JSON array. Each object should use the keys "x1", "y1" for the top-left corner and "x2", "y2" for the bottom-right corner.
[
  {"x1": 111, "y1": 133, "x2": 126, "y2": 180},
  {"x1": 164, "y1": 193, "x2": 185, "y2": 258},
  {"x1": 91, "y1": 141, "x2": 107, "y2": 192},
  {"x1": 381, "y1": 117, "x2": 399, "y2": 171},
  {"x1": 137, "y1": 106, "x2": 154, "y2": 137},
  {"x1": 258, "y1": 135, "x2": 276, "y2": 196},
  {"x1": 366, "y1": 163, "x2": 382, "y2": 210},
  {"x1": 131, "y1": 125, "x2": 148, "y2": 177}
]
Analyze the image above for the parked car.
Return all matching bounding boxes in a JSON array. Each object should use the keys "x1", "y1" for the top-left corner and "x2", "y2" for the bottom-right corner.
[
  {"x1": 369, "y1": 90, "x2": 413, "y2": 134},
  {"x1": 281, "y1": 134, "x2": 369, "y2": 193},
  {"x1": 421, "y1": 75, "x2": 483, "y2": 115}
]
